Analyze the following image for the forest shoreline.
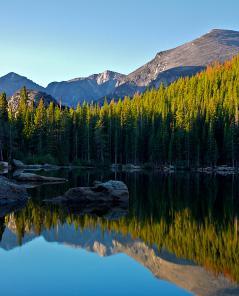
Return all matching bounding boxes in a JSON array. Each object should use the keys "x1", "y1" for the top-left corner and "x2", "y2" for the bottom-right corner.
[{"x1": 1, "y1": 160, "x2": 239, "y2": 176}]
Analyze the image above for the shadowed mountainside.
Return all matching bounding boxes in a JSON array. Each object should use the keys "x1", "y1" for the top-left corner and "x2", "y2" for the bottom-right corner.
[{"x1": 0, "y1": 72, "x2": 44, "y2": 96}]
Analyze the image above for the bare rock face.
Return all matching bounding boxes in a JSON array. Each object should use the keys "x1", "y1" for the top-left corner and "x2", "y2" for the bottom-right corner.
[
  {"x1": 8, "y1": 89, "x2": 58, "y2": 113},
  {"x1": 45, "y1": 180, "x2": 129, "y2": 218},
  {"x1": 0, "y1": 177, "x2": 28, "y2": 217},
  {"x1": 105, "y1": 29, "x2": 239, "y2": 101},
  {"x1": 46, "y1": 71, "x2": 126, "y2": 107}
]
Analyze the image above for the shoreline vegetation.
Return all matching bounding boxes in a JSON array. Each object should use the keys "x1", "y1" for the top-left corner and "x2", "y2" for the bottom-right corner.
[{"x1": 0, "y1": 56, "x2": 239, "y2": 169}]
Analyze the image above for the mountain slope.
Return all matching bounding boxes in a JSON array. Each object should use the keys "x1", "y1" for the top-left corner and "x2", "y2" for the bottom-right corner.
[
  {"x1": 1, "y1": 29, "x2": 239, "y2": 106},
  {"x1": 8, "y1": 89, "x2": 58, "y2": 113},
  {"x1": 46, "y1": 70, "x2": 125, "y2": 107},
  {"x1": 0, "y1": 72, "x2": 44, "y2": 96},
  {"x1": 111, "y1": 29, "x2": 239, "y2": 98}
]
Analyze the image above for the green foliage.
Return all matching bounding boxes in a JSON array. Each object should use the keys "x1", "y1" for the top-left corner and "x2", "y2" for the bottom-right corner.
[
  {"x1": 24, "y1": 154, "x2": 58, "y2": 165},
  {"x1": 1, "y1": 56, "x2": 239, "y2": 166}
]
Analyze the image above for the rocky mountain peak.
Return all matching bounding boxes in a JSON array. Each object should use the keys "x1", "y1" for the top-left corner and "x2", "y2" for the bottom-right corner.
[
  {"x1": 4, "y1": 72, "x2": 20, "y2": 79},
  {"x1": 1, "y1": 29, "x2": 239, "y2": 106},
  {"x1": 95, "y1": 70, "x2": 125, "y2": 85},
  {"x1": 112, "y1": 28, "x2": 239, "y2": 99}
]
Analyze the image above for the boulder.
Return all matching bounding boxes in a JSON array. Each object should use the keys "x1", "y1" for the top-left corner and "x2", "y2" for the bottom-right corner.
[
  {"x1": 0, "y1": 162, "x2": 8, "y2": 168},
  {"x1": 13, "y1": 172, "x2": 67, "y2": 183},
  {"x1": 0, "y1": 162, "x2": 9, "y2": 174},
  {"x1": 46, "y1": 180, "x2": 129, "y2": 208},
  {"x1": 12, "y1": 159, "x2": 24, "y2": 168},
  {"x1": 0, "y1": 177, "x2": 28, "y2": 217}
]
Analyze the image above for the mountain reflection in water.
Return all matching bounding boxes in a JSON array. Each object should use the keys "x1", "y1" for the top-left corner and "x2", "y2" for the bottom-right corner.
[{"x1": 0, "y1": 170, "x2": 239, "y2": 296}]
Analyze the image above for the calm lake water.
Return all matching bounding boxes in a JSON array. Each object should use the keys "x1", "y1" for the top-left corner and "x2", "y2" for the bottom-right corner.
[{"x1": 1, "y1": 169, "x2": 239, "y2": 296}]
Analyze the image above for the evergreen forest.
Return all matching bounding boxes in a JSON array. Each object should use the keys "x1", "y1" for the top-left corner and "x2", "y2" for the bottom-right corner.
[{"x1": 1, "y1": 56, "x2": 239, "y2": 167}]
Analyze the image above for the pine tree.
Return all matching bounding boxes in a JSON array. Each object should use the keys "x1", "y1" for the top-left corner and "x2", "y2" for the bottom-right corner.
[{"x1": 0, "y1": 93, "x2": 8, "y2": 161}]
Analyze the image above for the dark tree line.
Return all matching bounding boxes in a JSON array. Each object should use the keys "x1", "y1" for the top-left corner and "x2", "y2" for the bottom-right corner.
[{"x1": 1, "y1": 56, "x2": 239, "y2": 167}]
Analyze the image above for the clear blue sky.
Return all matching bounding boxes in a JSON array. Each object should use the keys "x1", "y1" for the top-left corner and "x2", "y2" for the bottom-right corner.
[{"x1": 0, "y1": 0, "x2": 239, "y2": 86}]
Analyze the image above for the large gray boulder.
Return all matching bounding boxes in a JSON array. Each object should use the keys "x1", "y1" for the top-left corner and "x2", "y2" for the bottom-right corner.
[
  {"x1": 47, "y1": 180, "x2": 129, "y2": 209},
  {"x1": 0, "y1": 162, "x2": 8, "y2": 169},
  {"x1": 12, "y1": 159, "x2": 24, "y2": 168},
  {"x1": 0, "y1": 177, "x2": 28, "y2": 217},
  {"x1": 0, "y1": 162, "x2": 9, "y2": 174}
]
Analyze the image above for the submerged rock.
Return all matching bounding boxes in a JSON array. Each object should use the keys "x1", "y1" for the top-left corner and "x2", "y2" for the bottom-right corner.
[
  {"x1": 45, "y1": 180, "x2": 129, "y2": 218},
  {"x1": 13, "y1": 172, "x2": 67, "y2": 183},
  {"x1": 0, "y1": 177, "x2": 28, "y2": 217}
]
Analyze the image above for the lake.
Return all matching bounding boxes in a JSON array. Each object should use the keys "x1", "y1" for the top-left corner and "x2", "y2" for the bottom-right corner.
[{"x1": 0, "y1": 169, "x2": 239, "y2": 296}]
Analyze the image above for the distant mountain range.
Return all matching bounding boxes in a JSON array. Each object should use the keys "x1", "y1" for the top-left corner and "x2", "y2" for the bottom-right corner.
[
  {"x1": 1, "y1": 29, "x2": 239, "y2": 107},
  {"x1": 46, "y1": 70, "x2": 125, "y2": 107}
]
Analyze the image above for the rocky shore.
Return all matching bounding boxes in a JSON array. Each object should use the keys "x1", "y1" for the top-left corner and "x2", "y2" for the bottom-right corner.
[
  {"x1": 0, "y1": 177, "x2": 28, "y2": 217},
  {"x1": 196, "y1": 165, "x2": 239, "y2": 175}
]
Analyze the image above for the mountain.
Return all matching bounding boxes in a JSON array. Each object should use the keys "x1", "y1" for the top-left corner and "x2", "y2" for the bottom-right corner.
[
  {"x1": 8, "y1": 89, "x2": 58, "y2": 113},
  {"x1": 45, "y1": 70, "x2": 125, "y2": 107},
  {"x1": 0, "y1": 72, "x2": 44, "y2": 96},
  {"x1": 110, "y1": 29, "x2": 239, "y2": 99},
  {"x1": 1, "y1": 29, "x2": 239, "y2": 106}
]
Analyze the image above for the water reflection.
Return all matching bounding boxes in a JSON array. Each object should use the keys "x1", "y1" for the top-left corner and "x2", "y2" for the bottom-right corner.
[{"x1": 1, "y1": 171, "x2": 239, "y2": 295}]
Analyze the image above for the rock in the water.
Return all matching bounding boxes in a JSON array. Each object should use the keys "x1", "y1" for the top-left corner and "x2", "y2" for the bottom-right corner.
[
  {"x1": 12, "y1": 159, "x2": 24, "y2": 168},
  {"x1": 0, "y1": 162, "x2": 8, "y2": 168},
  {"x1": 12, "y1": 159, "x2": 60, "y2": 171},
  {"x1": 0, "y1": 162, "x2": 9, "y2": 174},
  {"x1": 0, "y1": 177, "x2": 28, "y2": 217},
  {"x1": 45, "y1": 180, "x2": 129, "y2": 218},
  {"x1": 47, "y1": 180, "x2": 129, "y2": 207},
  {"x1": 14, "y1": 172, "x2": 67, "y2": 183}
]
